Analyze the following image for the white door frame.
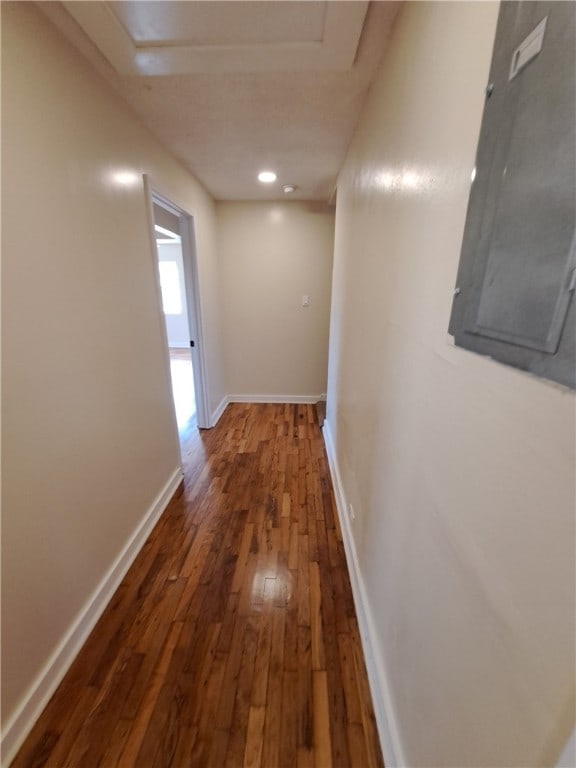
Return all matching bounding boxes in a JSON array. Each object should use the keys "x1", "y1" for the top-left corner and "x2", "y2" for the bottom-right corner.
[{"x1": 143, "y1": 175, "x2": 211, "y2": 429}]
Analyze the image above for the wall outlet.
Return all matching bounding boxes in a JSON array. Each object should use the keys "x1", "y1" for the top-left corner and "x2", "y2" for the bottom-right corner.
[{"x1": 348, "y1": 503, "x2": 355, "y2": 521}]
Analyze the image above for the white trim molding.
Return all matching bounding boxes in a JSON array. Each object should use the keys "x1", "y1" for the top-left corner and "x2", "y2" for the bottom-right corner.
[
  {"x1": 211, "y1": 396, "x2": 230, "y2": 427},
  {"x1": 322, "y1": 420, "x2": 407, "y2": 768},
  {"x1": 211, "y1": 395, "x2": 324, "y2": 428},
  {"x1": 228, "y1": 394, "x2": 324, "y2": 405},
  {"x1": 144, "y1": 178, "x2": 212, "y2": 431},
  {"x1": 62, "y1": 2, "x2": 369, "y2": 76},
  {"x1": 1, "y1": 468, "x2": 183, "y2": 768}
]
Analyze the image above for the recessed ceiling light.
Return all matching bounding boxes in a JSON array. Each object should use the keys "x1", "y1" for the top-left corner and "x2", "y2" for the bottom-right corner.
[
  {"x1": 283, "y1": 184, "x2": 297, "y2": 194},
  {"x1": 258, "y1": 171, "x2": 277, "y2": 183}
]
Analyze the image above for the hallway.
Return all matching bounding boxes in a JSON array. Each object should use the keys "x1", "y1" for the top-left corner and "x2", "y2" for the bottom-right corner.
[{"x1": 11, "y1": 404, "x2": 383, "y2": 768}]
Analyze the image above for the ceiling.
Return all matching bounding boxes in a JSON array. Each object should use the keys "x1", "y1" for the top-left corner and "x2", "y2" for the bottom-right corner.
[{"x1": 38, "y1": 1, "x2": 401, "y2": 201}]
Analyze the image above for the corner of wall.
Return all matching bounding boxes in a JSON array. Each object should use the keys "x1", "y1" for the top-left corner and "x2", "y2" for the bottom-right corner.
[{"x1": 211, "y1": 395, "x2": 230, "y2": 427}]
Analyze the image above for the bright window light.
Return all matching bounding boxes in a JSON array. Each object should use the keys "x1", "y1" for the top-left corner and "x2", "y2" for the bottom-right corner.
[
  {"x1": 158, "y1": 261, "x2": 182, "y2": 315},
  {"x1": 154, "y1": 224, "x2": 180, "y2": 241}
]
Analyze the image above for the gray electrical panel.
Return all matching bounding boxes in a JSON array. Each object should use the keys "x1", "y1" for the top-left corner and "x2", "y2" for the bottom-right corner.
[{"x1": 449, "y1": 1, "x2": 575, "y2": 388}]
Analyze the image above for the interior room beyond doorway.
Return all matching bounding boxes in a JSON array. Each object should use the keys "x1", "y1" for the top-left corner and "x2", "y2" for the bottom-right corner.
[
  {"x1": 168, "y1": 347, "x2": 196, "y2": 429},
  {"x1": 154, "y1": 208, "x2": 197, "y2": 432}
]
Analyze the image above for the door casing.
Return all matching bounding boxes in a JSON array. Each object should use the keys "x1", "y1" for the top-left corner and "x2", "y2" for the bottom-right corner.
[{"x1": 143, "y1": 174, "x2": 211, "y2": 430}]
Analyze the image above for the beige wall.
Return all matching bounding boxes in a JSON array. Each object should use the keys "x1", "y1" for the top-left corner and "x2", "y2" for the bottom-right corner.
[
  {"x1": 326, "y1": 3, "x2": 575, "y2": 767},
  {"x1": 217, "y1": 201, "x2": 334, "y2": 399},
  {"x1": 1, "y1": 0, "x2": 224, "y2": 745}
]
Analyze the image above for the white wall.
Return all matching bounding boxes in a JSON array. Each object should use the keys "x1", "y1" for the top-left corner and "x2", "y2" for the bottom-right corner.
[
  {"x1": 1, "y1": 3, "x2": 224, "y2": 758},
  {"x1": 325, "y1": 3, "x2": 575, "y2": 767},
  {"x1": 217, "y1": 201, "x2": 334, "y2": 401},
  {"x1": 157, "y1": 242, "x2": 190, "y2": 348}
]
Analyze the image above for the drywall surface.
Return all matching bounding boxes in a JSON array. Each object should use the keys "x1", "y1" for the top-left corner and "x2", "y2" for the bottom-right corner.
[
  {"x1": 1, "y1": 1, "x2": 223, "y2": 736},
  {"x1": 217, "y1": 201, "x2": 334, "y2": 399},
  {"x1": 326, "y1": 2, "x2": 575, "y2": 766}
]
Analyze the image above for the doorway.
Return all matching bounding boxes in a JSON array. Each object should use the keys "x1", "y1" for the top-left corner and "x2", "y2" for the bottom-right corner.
[
  {"x1": 155, "y1": 222, "x2": 197, "y2": 429},
  {"x1": 145, "y1": 179, "x2": 211, "y2": 432}
]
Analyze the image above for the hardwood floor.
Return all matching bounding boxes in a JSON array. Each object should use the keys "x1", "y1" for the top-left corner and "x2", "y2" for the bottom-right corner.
[
  {"x1": 168, "y1": 348, "x2": 196, "y2": 429},
  {"x1": 11, "y1": 404, "x2": 384, "y2": 768}
]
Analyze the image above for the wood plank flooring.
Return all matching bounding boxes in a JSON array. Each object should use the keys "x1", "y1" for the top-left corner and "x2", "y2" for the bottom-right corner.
[{"x1": 11, "y1": 403, "x2": 384, "y2": 768}]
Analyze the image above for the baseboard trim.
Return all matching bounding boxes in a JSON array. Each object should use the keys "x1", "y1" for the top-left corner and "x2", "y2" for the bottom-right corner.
[
  {"x1": 228, "y1": 393, "x2": 324, "y2": 404},
  {"x1": 211, "y1": 396, "x2": 230, "y2": 426},
  {"x1": 1, "y1": 467, "x2": 183, "y2": 768},
  {"x1": 211, "y1": 394, "x2": 326, "y2": 426},
  {"x1": 322, "y1": 420, "x2": 407, "y2": 768}
]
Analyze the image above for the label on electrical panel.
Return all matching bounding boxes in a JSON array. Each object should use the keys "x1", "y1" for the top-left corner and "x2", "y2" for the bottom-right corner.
[{"x1": 509, "y1": 16, "x2": 547, "y2": 80}]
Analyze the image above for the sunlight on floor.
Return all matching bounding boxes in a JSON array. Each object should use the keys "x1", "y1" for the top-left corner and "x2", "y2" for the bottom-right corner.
[{"x1": 169, "y1": 352, "x2": 196, "y2": 428}]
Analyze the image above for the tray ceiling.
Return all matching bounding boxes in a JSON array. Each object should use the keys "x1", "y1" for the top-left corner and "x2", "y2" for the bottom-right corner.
[
  {"x1": 62, "y1": 1, "x2": 369, "y2": 75},
  {"x1": 42, "y1": 1, "x2": 401, "y2": 201}
]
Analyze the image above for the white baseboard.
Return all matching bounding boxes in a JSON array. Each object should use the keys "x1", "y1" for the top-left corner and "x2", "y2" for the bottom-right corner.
[
  {"x1": 1, "y1": 467, "x2": 183, "y2": 768},
  {"x1": 228, "y1": 393, "x2": 324, "y2": 404},
  {"x1": 322, "y1": 420, "x2": 407, "y2": 768},
  {"x1": 211, "y1": 394, "x2": 324, "y2": 428},
  {"x1": 211, "y1": 395, "x2": 230, "y2": 426}
]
